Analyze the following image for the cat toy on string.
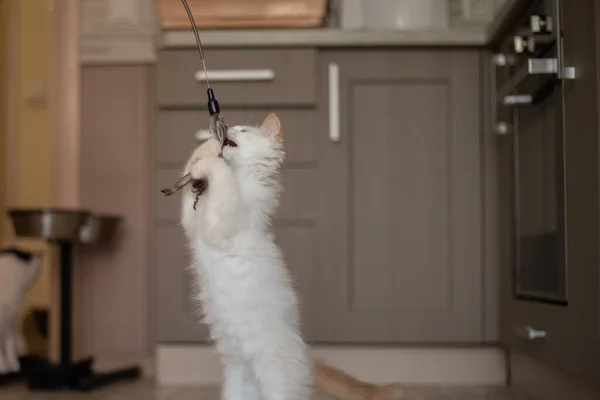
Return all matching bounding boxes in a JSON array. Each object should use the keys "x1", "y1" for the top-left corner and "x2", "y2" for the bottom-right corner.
[{"x1": 160, "y1": 0, "x2": 228, "y2": 199}]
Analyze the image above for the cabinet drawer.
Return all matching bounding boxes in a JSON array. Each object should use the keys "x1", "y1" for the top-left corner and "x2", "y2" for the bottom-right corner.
[{"x1": 157, "y1": 48, "x2": 316, "y2": 107}]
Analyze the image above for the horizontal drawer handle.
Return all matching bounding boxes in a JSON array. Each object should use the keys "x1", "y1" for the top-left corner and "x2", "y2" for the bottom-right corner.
[
  {"x1": 194, "y1": 69, "x2": 275, "y2": 82},
  {"x1": 503, "y1": 94, "x2": 532, "y2": 105}
]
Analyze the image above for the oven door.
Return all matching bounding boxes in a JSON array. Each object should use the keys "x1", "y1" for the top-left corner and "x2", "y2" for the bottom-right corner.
[
  {"x1": 494, "y1": 0, "x2": 596, "y2": 390},
  {"x1": 494, "y1": 0, "x2": 567, "y2": 305},
  {"x1": 511, "y1": 76, "x2": 567, "y2": 304}
]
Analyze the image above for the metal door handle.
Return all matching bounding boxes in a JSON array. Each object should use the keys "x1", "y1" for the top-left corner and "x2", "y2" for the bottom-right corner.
[
  {"x1": 328, "y1": 62, "x2": 340, "y2": 143},
  {"x1": 530, "y1": 15, "x2": 553, "y2": 33},
  {"x1": 494, "y1": 122, "x2": 512, "y2": 135},
  {"x1": 516, "y1": 325, "x2": 547, "y2": 340},
  {"x1": 528, "y1": 58, "x2": 558, "y2": 74},
  {"x1": 194, "y1": 69, "x2": 275, "y2": 82},
  {"x1": 504, "y1": 95, "x2": 533, "y2": 105},
  {"x1": 528, "y1": 58, "x2": 575, "y2": 79}
]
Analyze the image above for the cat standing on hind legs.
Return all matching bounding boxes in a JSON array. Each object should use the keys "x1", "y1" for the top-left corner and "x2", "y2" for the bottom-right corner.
[
  {"x1": 182, "y1": 113, "x2": 405, "y2": 400},
  {"x1": 181, "y1": 113, "x2": 312, "y2": 400}
]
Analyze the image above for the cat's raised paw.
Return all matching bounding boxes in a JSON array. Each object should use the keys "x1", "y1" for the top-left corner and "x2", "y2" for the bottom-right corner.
[{"x1": 191, "y1": 138, "x2": 222, "y2": 164}]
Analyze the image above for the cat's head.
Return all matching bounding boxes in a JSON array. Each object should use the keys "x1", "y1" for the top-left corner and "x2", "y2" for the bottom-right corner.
[{"x1": 196, "y1": 113, "x2": 285, "y2": 171}]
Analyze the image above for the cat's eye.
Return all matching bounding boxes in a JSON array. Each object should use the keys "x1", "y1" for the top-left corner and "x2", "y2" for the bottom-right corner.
[{"x1": 240, "y1": 128, "x2": 247, "y2": 133}]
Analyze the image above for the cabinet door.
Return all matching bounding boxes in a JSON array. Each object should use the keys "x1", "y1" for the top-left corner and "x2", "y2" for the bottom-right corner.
[{"x1": 316, "y1": 50, "x2": 484, "y2": 342}]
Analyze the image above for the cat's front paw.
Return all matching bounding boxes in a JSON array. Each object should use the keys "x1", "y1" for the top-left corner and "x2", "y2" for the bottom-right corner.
[
  {"x1": 191, "y1": 138, "x2": 222, "y2": 164},
  {"x1": 190, "y1": 157, "x2": 220, "y2": 181}
]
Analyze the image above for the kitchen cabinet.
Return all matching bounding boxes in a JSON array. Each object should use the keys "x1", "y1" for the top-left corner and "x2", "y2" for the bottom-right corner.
[
  {"x1": 154, "y1": 48, "x2": 487, "y2": 344},
  {"x1": 314, "y1": 50, "x2": 485, "y2": 342},
  {"x1": 155, "y1": 48, "x2": 323, "y2": 343},
  {"x1": 496, "y1": 0, "x2": 600, "y2": 390}
]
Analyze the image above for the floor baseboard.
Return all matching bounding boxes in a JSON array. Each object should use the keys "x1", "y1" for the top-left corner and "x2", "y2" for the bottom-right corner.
[
  {"x1": 157, "y1": 345, "x2": 507, "y2": 386},
  {"x1": 509, "y1": 353, "x2": 600, "y2": 400},
  {"x1": 94, "y1": 356, "x2": 156, "y2": 378}
]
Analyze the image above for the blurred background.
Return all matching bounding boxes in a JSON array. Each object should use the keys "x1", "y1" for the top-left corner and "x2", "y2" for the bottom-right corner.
[{"x1": 1, "y1": 1, "x2": 599, "y2": 399}]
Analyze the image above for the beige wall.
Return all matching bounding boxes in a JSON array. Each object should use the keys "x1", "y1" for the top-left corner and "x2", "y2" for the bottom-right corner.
[
  {"x1": 0, "y1": 1, "x2": 8, "y2": 247},
  {"x1": 2, "y1": 0, "x2": 54, "y2": 322}
]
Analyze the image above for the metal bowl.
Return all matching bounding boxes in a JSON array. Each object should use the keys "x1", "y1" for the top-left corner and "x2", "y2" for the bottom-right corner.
[
  {"x1": 8, "y1": 209, "x2": 90, "y2": 242},
  {"x1": 78, "y1": 214, "x2": 122, "y2": 244}
]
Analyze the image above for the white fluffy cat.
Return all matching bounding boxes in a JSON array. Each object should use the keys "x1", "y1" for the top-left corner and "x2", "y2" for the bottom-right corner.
[
  {"x1": 181, "y1": 114, "x2": 312, "y2": 400},
  {"x1": 0, "y1": 248, "x2": 40, "y2": 374}
]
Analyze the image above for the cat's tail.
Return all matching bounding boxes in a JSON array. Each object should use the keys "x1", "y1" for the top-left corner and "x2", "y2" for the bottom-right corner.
[{"x1": 314, "y1": 360, "x2": 405, "y2": 400}]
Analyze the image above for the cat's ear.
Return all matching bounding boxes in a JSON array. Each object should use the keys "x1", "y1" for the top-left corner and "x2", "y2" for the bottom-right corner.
[
  {"x1": 195, "y1": 129, "x2": 212, "y2": 141},
  {"x1": 259, "y1": 113, "x2": 282, "y2": 142}
]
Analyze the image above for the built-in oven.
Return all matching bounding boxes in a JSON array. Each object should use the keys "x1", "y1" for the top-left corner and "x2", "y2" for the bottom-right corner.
[{"x1": 491, "y1": 0, "x2": 575, "y2": 305}]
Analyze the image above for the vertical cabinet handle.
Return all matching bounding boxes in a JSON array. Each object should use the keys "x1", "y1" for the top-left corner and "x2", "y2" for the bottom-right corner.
[{"x1": 328, "y1": 62, "x2": 340, "y2": 143}]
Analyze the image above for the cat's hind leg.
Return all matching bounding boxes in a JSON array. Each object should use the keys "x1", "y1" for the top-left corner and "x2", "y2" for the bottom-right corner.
[
  {"x1": 3, "y1": 328, "x2": 20, "y2": 372},
  {"x1": 222, "y1": 358, "x2": 262, "y2": 400},
  {"x1": 252, "y1": 344, "x2": 312, "y2": 400}
]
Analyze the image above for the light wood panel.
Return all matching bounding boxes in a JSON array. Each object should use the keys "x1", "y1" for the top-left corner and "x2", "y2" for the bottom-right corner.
[
  {"x1": 50, "y1": 0, "x2": 80, "y2": 363},
  {"x1": 0, "y1": 0, "x2": 9, "y2": 245}
]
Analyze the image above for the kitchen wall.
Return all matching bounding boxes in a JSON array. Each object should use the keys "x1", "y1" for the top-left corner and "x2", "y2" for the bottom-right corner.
[
  {"x1": 74, "y1": 65, "x2": 154, "y2": 365},
  {"x1": 0, "y1": 1, "x2": 8, "y2": 247},
  {"x1": 3, "y1": 0, "x2": 55, "y2": 325}
]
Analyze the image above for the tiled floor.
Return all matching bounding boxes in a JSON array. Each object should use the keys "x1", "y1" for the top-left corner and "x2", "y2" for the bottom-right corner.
[{"x1": 1, "y1": 381, "x2": 532, "y2": 400}]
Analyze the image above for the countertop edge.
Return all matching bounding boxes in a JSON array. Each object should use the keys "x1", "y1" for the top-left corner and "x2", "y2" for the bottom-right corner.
[{"x1": 158, "y1": 28, "x2": 489, "y2": 49}]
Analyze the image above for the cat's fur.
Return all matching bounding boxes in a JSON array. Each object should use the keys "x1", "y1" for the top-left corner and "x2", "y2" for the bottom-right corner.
[
  {"x1": 183, "y1": 114, "x2": 404, "y2": 400},
  {"x1": 0, "y1": 248, "x2": 40, "y2": 374}
]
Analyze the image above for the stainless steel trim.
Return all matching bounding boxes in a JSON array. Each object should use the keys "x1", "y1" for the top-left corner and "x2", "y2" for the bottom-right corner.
[
  {"x1": 528, "y1": 58, "x2": 557, "y2": 74},
  {"x1": 555, "y1": 0, "x2": 565, "y2": 79},
  {"x1": 494, "y1": 122, "x2": 512, "y2": 135},
  {"x1": 556, "y1": 0, "x2": 570, "y2": 302},
  {"x1": 514, "y1": 36, "x2": 525, "y2": 53},
  {"x1": 8, "y1": 209, "x2": 90, "y2": 241},
  {"x1": 492, "y1": 53, "x2": 507, "y2": 67},
  {"x1": 504, "y1": 95, "x2": 533, "y2": 105},
  {"x1": 562, "y1": 66, "x2": 576, "y2": 79},
  {"x1": 531, "y1": 15, "x2": 553, "y2": 33}
]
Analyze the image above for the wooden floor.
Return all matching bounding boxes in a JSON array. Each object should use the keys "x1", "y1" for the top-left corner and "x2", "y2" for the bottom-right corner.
[{"x1": 1, "y1": 381, "x2": 532, "y2": 400}]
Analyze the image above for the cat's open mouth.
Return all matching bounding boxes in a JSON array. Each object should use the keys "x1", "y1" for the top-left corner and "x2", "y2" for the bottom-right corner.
[{"x1": 224, "y1": 137, "x2": 237, "y2": 147}]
